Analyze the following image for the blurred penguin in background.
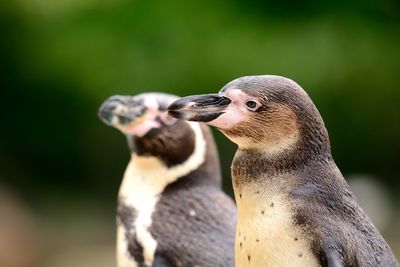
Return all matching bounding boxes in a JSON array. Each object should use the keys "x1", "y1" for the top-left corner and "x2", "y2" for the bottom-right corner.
[{"x1": 98, "y1": 93, "x2": 237, "y2": 267}]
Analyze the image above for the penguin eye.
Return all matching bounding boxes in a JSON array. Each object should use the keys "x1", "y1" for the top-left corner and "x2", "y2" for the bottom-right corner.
[{"x1": 245, "y1": 100, "x2": 259, "y2": 111}]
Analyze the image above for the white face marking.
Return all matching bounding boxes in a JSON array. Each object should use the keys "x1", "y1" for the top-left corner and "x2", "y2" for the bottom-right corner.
[
  {"x1": 143, "y1": 97, "x2": 159, "y2": 115},
  {"x1": 228, "y1": 132, "x2": 300, "y2": 156},
  {"x1": 223, "y1": 136, "x2": 253, "y2": 149},
  {"x1": 118, "y1": 121, "x2": 207, "y2": 266},
  {"x1": 207, "y1": 89, "x2": 249, "y2": 130},
  {"x1": 119, "y1": 118, "x2": 161, "y2": 137},
  {"x1": 233, "y1": 179, "x2": 320, "y2": 267},
  {"x1": 259, "y1": 132, "x2": 299, "y2": 156}
]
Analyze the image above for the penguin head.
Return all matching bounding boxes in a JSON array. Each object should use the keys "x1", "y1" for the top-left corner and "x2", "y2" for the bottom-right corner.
[
  {"x1": 99, "y1": 93, "x2": 222, "y2": 179},
  {"x1": 168, "y1": 75, "x2": 330, "y2": 157},
  {"x1": 98, "y1": 93, "x2": 179, "y2": 138}
]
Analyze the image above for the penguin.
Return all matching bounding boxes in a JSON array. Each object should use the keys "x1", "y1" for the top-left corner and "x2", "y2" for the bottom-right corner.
[
  {"x1": 167, "y1": 75, "x2": 399, "y2": 267},
  {"x1": 98, "y1": 93, "x2": 237, "y2": 267}
]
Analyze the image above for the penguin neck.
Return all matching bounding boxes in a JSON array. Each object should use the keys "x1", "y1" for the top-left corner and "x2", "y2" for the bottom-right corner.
[
  {"x1": 127, "y1": 120, "x2": 196, "y2": 168},
  {"x1": 231, "y1": 139, "x2": 332, "y2": 187},
  {"x1": 119, "y1": 121, "x2": 210, "y2": 199}
]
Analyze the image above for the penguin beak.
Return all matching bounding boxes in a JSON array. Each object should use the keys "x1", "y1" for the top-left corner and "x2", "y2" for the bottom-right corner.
[
  {"x1": 98, "y1": 96, "x2": 161, "y2": 136},
  {"x1": 167, "y1": 94, "x2": 231, "y2": 122},
  {"x1": 98, "y1": 96, "x2": 145, "y2": 127}
]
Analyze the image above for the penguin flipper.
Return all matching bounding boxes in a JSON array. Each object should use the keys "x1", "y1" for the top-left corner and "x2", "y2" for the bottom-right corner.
[
  {"x1": 319, "y1": 248, "x2": 344, "y2": 267},
  {"x1": 151, "y1": 253, "x2": 174, "y2": 267}
]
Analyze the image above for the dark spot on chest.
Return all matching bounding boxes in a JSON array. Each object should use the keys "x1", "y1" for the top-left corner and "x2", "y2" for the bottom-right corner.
[{"x1": 294, "y1": 212, "x2": 309, "y2": 228}]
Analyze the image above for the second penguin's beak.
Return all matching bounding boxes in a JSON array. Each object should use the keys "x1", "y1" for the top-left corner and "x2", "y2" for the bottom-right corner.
[
  {"x1": 167, "y1": 94, "x2": 231, "y2": 122},
  {"x1": 98, "y1": 96, "x2": 145, "y2": 127},
  {"x1": 98, "y1": 95, "x2": 161, "y2": 137}
]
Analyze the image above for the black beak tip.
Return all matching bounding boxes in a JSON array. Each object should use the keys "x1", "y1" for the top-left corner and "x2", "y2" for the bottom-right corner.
[
  {"x1": 167, "y1": 99, "x2": 187, "y2": 111},
  {"x1": 98, "y1": 99, "x2": 118, "y2": 124},
  {"x1": 98, "y1": 109, "x2": 112, "y2": 124}
]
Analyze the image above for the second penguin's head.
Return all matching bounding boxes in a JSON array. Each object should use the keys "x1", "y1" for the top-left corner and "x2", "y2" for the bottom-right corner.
[{"x1": 98, "y1": 92, "x2": 221, "y2": 181}]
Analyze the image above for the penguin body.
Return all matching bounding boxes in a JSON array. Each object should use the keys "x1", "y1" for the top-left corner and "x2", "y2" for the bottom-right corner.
[
  {"x1": 232, "y1": 166, "x2": 319, "y2": 267},
  {"x1": 167, "y1": 76, "x2": 399, "y2": 267},
  {"x1": 99, "y1": 93, "x2": 236, "y2": 267}
]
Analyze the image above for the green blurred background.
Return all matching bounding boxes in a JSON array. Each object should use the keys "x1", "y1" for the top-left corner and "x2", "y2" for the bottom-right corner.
[{"x1": 1, "y1": 0, "x2": 399, "y2": 266}]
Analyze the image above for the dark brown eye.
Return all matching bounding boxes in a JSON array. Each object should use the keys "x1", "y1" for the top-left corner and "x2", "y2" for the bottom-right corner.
[{"x1": 246, "y1": 100, "x2": 257, "y2": 109}]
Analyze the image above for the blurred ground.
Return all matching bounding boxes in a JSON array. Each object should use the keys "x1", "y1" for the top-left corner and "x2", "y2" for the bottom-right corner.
[
  {"x1": 1, "y1": 178, "x2": 399, "y2": 267},
  {"x1": 0, "y1": 0, "x2": 399, "y2": 265}
]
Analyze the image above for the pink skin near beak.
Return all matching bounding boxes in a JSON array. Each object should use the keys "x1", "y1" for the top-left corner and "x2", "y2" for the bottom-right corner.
[
  {"x1": 119, "y1": 98, "x2": 162, "y2": 137},
  {"x1": 121, "y1": 120, "x2": 161, "y2": 137},
  {"x1": 206, "y1": 89, "x2": 248, "y2": 130}
]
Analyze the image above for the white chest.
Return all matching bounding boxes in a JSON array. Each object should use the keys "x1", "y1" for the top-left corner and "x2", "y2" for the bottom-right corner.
[
  {"x1": 234, "y1": 184, "x2": 320, "y2": 267},
  {"x1": 116, "y1": 122, "x2": 207, "y2": 267},
  {"x1": 117, "y1": 157, "x2": 165, "y2": 267}
]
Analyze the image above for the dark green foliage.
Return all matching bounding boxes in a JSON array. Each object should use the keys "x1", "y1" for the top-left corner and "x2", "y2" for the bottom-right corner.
[{"x1": 1, "y1": 0, "x2": 399, "y2": 202}]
